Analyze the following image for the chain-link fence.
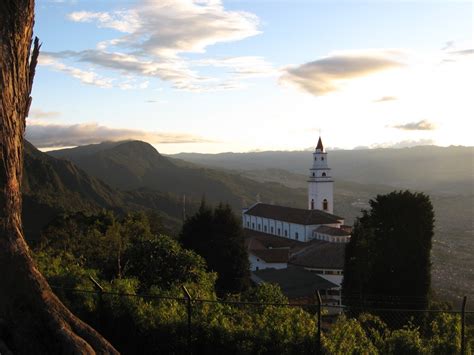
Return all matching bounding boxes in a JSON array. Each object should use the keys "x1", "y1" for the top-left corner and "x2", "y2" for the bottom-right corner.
[{"x1": 51, "y1": 284, "x2": 473, "y2": 354}]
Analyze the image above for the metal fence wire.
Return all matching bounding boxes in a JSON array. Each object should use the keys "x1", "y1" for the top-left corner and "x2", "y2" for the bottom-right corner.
[{"x1": 51, "y1": 284, "x2": 473, "y2": 355}]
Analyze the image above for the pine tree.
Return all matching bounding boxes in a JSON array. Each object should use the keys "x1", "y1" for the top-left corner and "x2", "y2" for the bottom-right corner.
[
  {"x1": 180, "y1": 202, "x2": 250, "y2": 294},
  {"x1": 342, "y1": 191, "x2": 435, "y2": 312}
]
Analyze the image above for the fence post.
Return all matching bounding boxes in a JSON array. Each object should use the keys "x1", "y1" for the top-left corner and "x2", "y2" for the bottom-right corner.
[
  {"x1": 316, "y1": 290, "x2": 322, "y2": 354},
  {"x1": 461, "y1": 296, "x2": 467, "y2": 355},
  {"x1": 89, "y1": 275, "x2": 104, "y2": 328},
  {"x1": 182, "y1": 286, "x2": 192, "y2": 354}
]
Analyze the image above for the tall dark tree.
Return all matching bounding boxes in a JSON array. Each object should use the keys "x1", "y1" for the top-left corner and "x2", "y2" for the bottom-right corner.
[
  {"x1": 180, "y1": 202, "x2": 250, "y2": 294},
  {"x1": 342, "y1": 191, "x2": 435, "y2": 311},
  {"x1": 0, "y1": 1, "x2": 117, "y2": 352}
]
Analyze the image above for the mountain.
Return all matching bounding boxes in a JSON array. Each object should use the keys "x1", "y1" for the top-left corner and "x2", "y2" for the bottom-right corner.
[
  {"x1": 171, "y1": 145, "x2": 474, "y2": 195},
  {"x1": 22, "y1": 141, "x2": 196, "y2": 240},
  {"x1": 49, "y1": 141, "x2": 307, "y2": 210}
]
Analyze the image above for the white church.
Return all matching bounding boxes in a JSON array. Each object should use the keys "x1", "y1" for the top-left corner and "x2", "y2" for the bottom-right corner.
[{"x1": 242, "y1": 137, "x2": 351, "y2": 303}]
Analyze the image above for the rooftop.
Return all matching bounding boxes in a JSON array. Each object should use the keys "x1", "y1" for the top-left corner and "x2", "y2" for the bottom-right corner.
[
  {"x1": 252, "y1": 265, "x2": 338, "y2": 298},
  {"x1": 244, "y1": 203, "x2": 343, "y2": 226},
  {"x1": 290, "y1": 240, "x2": 345, "y2": 269},
  {"x1": 315, "y1": 225, "x2": 351, "y2": 237},
  {"x1": 250, "y1": 249, "x2": 289, "y2": 263},
  {"x1": 244, "y1": 228, "x2": 304, "y2": 249}
]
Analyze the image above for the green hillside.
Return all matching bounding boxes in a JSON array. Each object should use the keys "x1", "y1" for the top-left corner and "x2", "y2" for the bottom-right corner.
[{"x1": 22, "y1": 141, "x2": 194, "y2": 240}]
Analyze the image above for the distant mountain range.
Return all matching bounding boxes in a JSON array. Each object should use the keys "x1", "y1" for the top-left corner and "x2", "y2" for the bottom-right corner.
[{"x1": 171, "y1": 145, "x2": 474, "y2": 195}]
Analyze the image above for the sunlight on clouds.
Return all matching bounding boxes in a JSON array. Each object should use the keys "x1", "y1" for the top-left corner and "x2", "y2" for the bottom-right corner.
[{"x1": 51, "y1": 0, "x2": 267, "y2": 91}]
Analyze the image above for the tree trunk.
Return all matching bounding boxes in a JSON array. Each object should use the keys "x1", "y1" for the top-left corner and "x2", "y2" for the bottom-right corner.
[{"x1": 0, "y1": 1, "x2": 118, "y2": 353}]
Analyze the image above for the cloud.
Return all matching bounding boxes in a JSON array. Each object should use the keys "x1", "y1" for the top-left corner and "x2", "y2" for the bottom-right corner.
[
  {"x1": 29, "y1": 108, "x2": 61, "y2": 119},
  {"x1": 353, "y1": 139, "x2": 435, "y2": 150},
  {"x1": 393, "y1": 120, "x2": 436, "y2": 131},
  {"x1": 39, "y1": 53, "x2": 113, "y2": 88},
  {"x1": 280, "y1": 50, "x2": 404, "y2": 96},
  {"x1": 26, "y1": 122, "x2": 213, "y2": 148},
  {"x1": 67, "y1": 0, "x2": 260, "y2": 56},
  {"x1": 41, "y1": 0, "x2": 267, "y2": 91},
  {"x1": 373, "y1": 96, "x2": 397, "y2": 103},
  {"x1": 448, "y1": 49, "x2": 474, "y2": 57}
]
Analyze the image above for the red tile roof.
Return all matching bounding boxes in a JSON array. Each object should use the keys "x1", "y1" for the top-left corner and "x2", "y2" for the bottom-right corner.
[
  {"x1": 250, "y1": 249, "x2": 289, "y2": 263},
  {"x1": 290, "y1": 240, "x2": 345, "y2": 269},
  {"x1": 315, "y1": 225, "x2": 351, "y2": 237}
]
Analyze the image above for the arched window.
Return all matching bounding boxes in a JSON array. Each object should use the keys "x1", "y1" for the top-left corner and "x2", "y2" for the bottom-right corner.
[
  {"x1": 311, "y1": 199, "x2": 314, "y2": 210},
  {"x1": 295, "y1": 232, "x2": 299, "y2": 240},
  {"x1": 322, "y1": 156, "x2": 325, "y2": 161},
  {"x1": 312, "y1": 172, "x2": 315, "y2": 177},
  {"x1": 314, "y1": 157, "x2": 317, "y2": 161},
  {"x1": 323, "y1": 199, "x2": 328, "y2": 211},
  {"x1": 322, "y1": 172, "x2": 326, "y2": 177}
]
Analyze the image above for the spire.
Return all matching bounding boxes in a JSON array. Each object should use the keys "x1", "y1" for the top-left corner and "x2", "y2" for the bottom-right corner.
[{"x1": 316, "y1": 136, "x2": 324, "y2": 151}]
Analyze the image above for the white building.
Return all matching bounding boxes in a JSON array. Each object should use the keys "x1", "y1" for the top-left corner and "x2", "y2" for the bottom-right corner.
[{"x1": 242, "y1": 137, "x2": 351, "y2": 303}]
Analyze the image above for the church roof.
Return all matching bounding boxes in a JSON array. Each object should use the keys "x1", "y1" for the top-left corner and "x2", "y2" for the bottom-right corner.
[
  {"x1": 290, "y1": 240, "x2": 345, "y2": 269},
  {"x1": 244, "y1": 203, "x2": 343, "y2": 225},
  {"x1": 250, "y1": 249, "x2": 289, "y2": 263},
  {"x1": 316, "y1": 137, "x2": 324, "y2": 151},
  {"x1": 252, "y1": 265, "x2": 338, "y2": 298},
  {"x1": 244, "y1": 229, "x2": 304, "y2": 249},
  {"x1": 315, "y1": 225, "x2": 351, "y2": 237}
]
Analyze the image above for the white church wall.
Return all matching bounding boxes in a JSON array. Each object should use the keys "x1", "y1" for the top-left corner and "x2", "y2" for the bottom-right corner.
[{"x1": 249, "y1": 253, "x2": 287, "y2": 271}]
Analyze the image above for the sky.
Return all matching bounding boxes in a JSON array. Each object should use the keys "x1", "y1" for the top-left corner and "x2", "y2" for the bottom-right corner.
[{"x1": 28, "y1": 0, "x2": 473, "y2": 154}]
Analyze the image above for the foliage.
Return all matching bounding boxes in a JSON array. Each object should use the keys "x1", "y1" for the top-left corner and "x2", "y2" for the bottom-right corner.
[
  {"x1": 34, "y1": 207, "x2": 464, "y2": 354},
  {"x1": 180, "y1": 202, "x2": 250, "y2": 294},
  {"x1": 322, "y1": 314, "x2": 378, "y2": 355},
  {"x1": 343, "y1": 190, "x2": 435, "y2": 315}
]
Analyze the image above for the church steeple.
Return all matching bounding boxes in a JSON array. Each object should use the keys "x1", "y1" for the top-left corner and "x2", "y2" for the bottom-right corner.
[
  {"x1": 316, "y1": 136, "x2": 324, "y2": 152},
  {"x1": 307, "y1": 136, "x2": 334, "y2": 213}
]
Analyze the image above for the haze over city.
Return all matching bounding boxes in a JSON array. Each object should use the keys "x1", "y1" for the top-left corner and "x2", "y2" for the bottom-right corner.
[{"x1": 29, "y1": 0, "x2": 472, "y2": 153}]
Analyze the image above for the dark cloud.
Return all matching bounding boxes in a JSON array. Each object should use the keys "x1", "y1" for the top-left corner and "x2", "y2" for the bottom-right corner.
[
  {"x1": 393, "y1": 120, "x2": 436, "y2": 131},
  {"x1": 373, "y1": 96, "x2": 397, "y2": 103},
  {"x1": 280, "y1": 51, "x2": 403, "y2": 96},
  {"x1": 26, "y1": 122, "x2": 213, "y2": 148}
]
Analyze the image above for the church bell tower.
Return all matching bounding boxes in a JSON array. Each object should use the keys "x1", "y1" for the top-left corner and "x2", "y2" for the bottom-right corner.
[{"x1": 308, "y1": 137, "x2": 334, "y2": 213}]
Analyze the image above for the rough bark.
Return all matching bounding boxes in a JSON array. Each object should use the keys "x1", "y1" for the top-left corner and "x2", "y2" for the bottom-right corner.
[{"x1": 0, "y1": 1, "x2": 118, "y2": 353}]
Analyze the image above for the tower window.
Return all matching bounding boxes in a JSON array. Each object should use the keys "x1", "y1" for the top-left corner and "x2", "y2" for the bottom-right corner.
[
  {"x1": 312, "y1": 172, "x2": 315, "y2": 177},
  {"x1": 295, "y1": 232, "x2": 299, "y2": 240},
  {"x1": 322, "y1": 157, "x2": 325, "y2": 161},
  {"x1": 323, "y1": 199, "x2": 328, "y2": 211},
  {"x1": 311, "y1": 199, "x2": 314, "y2": 210},
  {"x1": 314, "y1": 157, "x2": 317, "y2": 161},
  {"x1": 322, "y1": 172, "x2": 326, "y2": 177}
]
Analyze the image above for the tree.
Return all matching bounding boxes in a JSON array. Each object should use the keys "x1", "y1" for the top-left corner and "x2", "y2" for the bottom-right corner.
[
  {"x1": 180, "y1": 202, "x2": 250, "y2": 294},
  {"x1": 0, "y1": 2, "x2": 117, "y2": 352},
  {"x1": 342, "y1": 191, "x2": 435, "y2": 311}
]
